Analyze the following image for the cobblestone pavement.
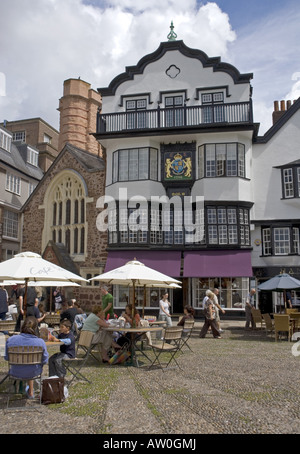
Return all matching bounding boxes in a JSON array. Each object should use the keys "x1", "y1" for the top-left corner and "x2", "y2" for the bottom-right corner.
[{"x1": 0, "y1": 320, "x2": 300, "y2": 435}]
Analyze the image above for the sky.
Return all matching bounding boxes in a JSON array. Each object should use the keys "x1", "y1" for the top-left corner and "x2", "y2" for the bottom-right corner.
[{"x1": 0, "y1": 0, "x2": 300, "y2": 135}]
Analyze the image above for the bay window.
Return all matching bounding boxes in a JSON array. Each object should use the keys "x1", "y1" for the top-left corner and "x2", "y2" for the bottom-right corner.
[
  {"x1": 112, "y1": 147, "x2": 158, "y2": 183},
  {"x1": 198, "y1": 143, "x2": 245, "y2": 178},
  {"x1": 108, "y1": 203, "x2": 250, "y2": 247}
]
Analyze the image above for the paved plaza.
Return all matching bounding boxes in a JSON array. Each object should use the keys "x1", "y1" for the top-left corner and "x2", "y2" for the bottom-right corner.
[{"x1": 0, "y1": 320, "x2": 299, "y2": 435}]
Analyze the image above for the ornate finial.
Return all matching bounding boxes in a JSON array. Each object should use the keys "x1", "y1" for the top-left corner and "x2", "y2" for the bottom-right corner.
[{"x1": 167, "y1": 21, "x2": 177, "y2": 41}]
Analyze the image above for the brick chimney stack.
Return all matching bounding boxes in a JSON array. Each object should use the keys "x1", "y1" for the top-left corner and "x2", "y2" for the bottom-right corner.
[
  {"x1": 58, "y1": 78, "x2": 102, "y2": 156},
  {"x1": 272, "y1": 99, "x2": 293, "y2": 125}
]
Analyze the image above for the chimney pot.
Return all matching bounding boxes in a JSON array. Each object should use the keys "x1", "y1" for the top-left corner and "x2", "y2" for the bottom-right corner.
[
  {"x1": 287, "y1": 100, "x2": 292, "y2": 109},
  {"x1": 280, "y1": 100, "x2": 286, "y2": 111},
  {"x1": 274, "y1": 101, "x2": 279, "y2": 111}
]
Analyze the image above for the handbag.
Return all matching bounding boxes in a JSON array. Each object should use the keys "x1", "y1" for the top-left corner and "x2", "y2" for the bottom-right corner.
[
  {"x1": 41, "y1": 377, "x2": 65, "y2": 405},
  {"x1": 108, "y1": 350, "x2": 131, "y2": 365}
]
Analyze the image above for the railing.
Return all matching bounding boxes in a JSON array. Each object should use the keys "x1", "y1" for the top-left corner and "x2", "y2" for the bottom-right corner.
[{"x1": 96, "y1": 102, "x2": 252, "y2": 134}]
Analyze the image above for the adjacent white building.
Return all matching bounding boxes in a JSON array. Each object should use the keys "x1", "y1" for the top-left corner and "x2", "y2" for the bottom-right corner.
[{"x1": 252, "y1": 99, "x2": 300, "y2": 312}]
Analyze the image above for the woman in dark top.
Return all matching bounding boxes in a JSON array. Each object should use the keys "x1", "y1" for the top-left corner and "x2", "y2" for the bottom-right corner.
[{"x1": 177, "y1": 305, "x2": 195, "y2": 326}]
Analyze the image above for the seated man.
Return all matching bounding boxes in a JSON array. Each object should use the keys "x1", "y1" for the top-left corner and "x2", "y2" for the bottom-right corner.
[
  {"x1": 60, "y1": 299, "x2": 78, "y2": 332},
  {"x1": 4, "y1": 317, "x2": 49, "y2": 399}
]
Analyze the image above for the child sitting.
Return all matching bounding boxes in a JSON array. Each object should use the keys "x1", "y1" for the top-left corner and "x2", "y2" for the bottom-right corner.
[{"x1": 48, "y1": 319, "x2": 75, "y2": 378}]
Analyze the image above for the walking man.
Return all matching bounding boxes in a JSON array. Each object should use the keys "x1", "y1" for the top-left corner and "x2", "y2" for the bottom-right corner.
[
  {"x1": 213, "y1": 288, "x2": 225, "y2": 333},
  {"x1": 245, "y1": 288, "x2": 256, "y2": 330}
]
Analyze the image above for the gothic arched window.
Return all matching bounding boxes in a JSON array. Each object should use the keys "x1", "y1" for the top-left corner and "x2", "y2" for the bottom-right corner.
[{"x1": 45, "y1": 172, "x2": 87, "y2": 257}]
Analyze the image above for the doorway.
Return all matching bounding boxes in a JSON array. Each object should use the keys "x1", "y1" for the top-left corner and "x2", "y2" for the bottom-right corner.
[{"x1": 171, "y1": 278, "x2": 189, "y2": 314}]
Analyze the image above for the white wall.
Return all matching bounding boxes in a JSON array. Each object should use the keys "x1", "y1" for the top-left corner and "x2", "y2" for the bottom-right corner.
[
  {"x1": 252, "y1": 110, "x2": 300, "y2": 221},
  {"x1": 102, "y1": 49, "x2": 250, "y2": 113}
]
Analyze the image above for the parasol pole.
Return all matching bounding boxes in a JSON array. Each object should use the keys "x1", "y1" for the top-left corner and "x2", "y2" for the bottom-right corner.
[
  {"x1": 143, "y1": 285, "x2": 146, "y2": 319},
  {"x1": 130, "y1": 278, "x2": 137, "y2": 366},
  {"x1": 132, "y1": 279, "x2": 136, "y2": 322},
  {"x1": 23, "y1": 277, "x2": 29, "y2": 318},
  {"x1": 50, "y1": 287, "x2": 53, "y2": 312}
]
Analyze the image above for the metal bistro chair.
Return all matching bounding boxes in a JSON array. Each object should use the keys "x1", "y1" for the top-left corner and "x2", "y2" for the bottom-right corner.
[
  {"x1": 0, "y1": 320, "x2": 17, "y2": 335},
  {"x1": 179, "y1": 319, "x2": 195, "y2": 353},
  {"x1": 0, "y1": 345, "x2": 44, "y2": 410},
  {"x1": 149, "y1": 327, "x2": 183, "y2": 371},
  {"x1": 62, "y1": 330, "x2": 102, "y2": 387},
  {"x1": 251, "y1": 308, "x2": 266, "y2": 330},
  {"x1": 285, "y1": 308, "x2": 298, "y2": 315},
  {"x1": 262, "y1": 313, "x2": 275, "y2": 336},
  {"x1": 44, "y1": 314, "x2": 61, "y2": 328},
  {"x1": 290, "y1": 312, "x2": 300, "y2": 331},
  {"x1": 274, "y1": 314, "x2": 293, "y2": 342}
]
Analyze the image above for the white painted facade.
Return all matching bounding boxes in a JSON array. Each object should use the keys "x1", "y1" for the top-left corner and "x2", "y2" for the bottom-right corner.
[{"x1": 95, "y1": 39, "x2": 300, "y2": 314}]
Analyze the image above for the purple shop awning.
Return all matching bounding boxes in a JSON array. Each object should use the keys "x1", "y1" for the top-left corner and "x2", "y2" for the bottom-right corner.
[
  {"x1": 105, "y1": 250, "x2": 182, "y2": 278},
  {"x1": 183, "y1": 250, "x2": 253, "y2": 278}
]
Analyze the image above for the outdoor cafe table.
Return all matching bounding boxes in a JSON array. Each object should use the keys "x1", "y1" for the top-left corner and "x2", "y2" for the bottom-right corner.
[
  {"x1": 103, "y1": 326, "x2": 162, "y2": 367},
  {"x1": 45, "y1": 341, "x2": 63, "y2": 349},
  {"x1": 148, "y1": 320, "x2": 166, "y2": 326}
]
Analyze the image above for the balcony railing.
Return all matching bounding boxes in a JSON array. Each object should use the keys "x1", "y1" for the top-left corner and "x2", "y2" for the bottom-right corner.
[{"x1": 96, "y1": 102, "x2": 253, "y2": 134}]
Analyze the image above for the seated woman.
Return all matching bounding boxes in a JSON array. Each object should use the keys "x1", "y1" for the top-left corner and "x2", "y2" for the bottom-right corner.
[
  {"x1": 117, "y1": 304, "x2": 141, "y2": 347},
  {"x1": 4, "y1": 316, "x2": 49, "y2": 399},
  {"x1": 82, "y1": 305, "x2": 120, "y2": 362},
  {"x1": 177, "y1": 305, "x2": 195, "y2": 327},
  {"x1": 123, "y1": 304, "x2": 141, "y2": 328}
]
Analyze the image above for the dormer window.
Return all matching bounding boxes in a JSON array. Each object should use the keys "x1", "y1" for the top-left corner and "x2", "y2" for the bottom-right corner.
[
  {"x1": 27, "y1": 146, "x2": 39, "y2": 167},
  {"x1": 0, "y1": 129, "x2": 12, "y2": 152},
  {"x1": 12, "y1": 131, "x2": 26, "y2": 142}
]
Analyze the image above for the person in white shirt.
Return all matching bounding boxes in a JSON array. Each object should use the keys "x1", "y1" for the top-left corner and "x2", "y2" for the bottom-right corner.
[
  {"x1": 213, "y1": 288, "x2": 225, "y2": 333},
  {"x1": 245, "y1": 289, "x2": 256, "y2": 330},
  {"x1": 158, "y1": 292, "x2": 172, "y2": 327}
]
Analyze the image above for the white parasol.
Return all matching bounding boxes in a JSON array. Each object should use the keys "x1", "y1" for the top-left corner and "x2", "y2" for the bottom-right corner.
[
  {"x1": 90, "y1": 259, "x2": 181, "y2": 318},
  {"x1": 0, "y1": 251, "x2": 86, "y2": 314}
]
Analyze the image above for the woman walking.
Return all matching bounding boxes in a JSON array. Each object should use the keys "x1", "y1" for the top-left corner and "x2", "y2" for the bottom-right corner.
[
  {"x1": 199, "y1": 290, "x2": 222, "y2": 339},
  {"x1": 158, "y1": 292, "x2": 172, "y2": 328}
]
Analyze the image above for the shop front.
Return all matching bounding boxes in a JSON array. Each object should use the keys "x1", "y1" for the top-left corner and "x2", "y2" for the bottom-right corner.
[
  {"x1": 184, "y1": 250, "x2": 253, "y2": 313},
  {"x1": 106, "y1": 249, "x2": 253, "y2": 316}
]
